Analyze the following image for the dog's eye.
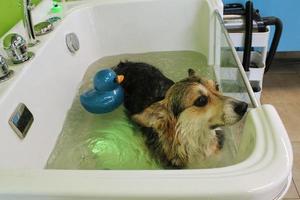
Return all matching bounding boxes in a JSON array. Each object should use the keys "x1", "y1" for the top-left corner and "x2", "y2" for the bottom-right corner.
[{"x1": 194, "y1": 95, "x2": 208, "y2": 107}]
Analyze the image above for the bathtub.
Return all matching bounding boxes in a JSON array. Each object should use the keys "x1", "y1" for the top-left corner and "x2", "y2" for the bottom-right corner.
[{"x1": 0, "y1": 0, "x2": 293, "y2": 199}]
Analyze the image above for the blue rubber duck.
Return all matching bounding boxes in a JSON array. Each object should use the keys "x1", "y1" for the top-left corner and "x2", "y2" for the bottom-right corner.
[{"x1": 80, "y1": 69, "x2": 124, "y2": 114}]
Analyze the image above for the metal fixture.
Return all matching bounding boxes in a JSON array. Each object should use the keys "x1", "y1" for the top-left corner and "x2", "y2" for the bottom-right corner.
[
  {"x1": 3, "y1": 33, "x2": 34, "y2": 64},
  {"x1": 47, "y1": 16, "x2": 61, "y2": 25},
  {"x1": 223, "y1": 2, "x2": 283, "y2": 72},
  {"x1": 34, "y1": 21, "x2": 54, "y2": 36},
  {"x1": 9, "y1": 103, "x2": 34, "y2": 139},
  {"x1": 66, "y1": 33, "x2": 80, "y2": 53},
  {"x1": 0, "y1": 55, "x2": 14, "y2": 83},
  {"x1": 22, "y1": 0, "x2": 39, "y2": 46}
]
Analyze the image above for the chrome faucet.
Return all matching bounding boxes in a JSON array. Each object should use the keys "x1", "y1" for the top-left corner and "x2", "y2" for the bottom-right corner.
[
  {"x1": 22, "y1": 0, "x2": 39, "y2": 46},
  {"x1": 1, "y1": 0, "x2": 55, "y2": 64},
  {"x1": 3, "y1": 33, "x2": 34, "y2": 64},
  {"x1": 0, "y1": 55, "x2": 13, "y2": 82}
]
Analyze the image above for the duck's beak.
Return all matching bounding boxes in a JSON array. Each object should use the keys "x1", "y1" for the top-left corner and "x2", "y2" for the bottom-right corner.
[{"x1": 116, "y1": 75, "x2": 124, "y2": 84}]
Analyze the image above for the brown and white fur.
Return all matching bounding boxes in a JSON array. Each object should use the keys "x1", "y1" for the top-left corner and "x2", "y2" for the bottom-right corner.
[{"x1": 131, "y1": 69, "x2": 248, "y2": 168}]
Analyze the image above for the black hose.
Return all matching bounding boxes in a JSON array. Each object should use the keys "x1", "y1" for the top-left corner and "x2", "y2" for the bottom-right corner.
[
  {"x1": 242, "y1": 1, "x2": 253, "y2": 72},
  {"x1": 262, "y1": 17, "x2": 283, "y2": 72}
]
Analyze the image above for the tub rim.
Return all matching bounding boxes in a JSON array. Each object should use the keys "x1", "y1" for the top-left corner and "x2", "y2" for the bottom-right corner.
[{"x1": 0, "y1": 105, "x2": 293, "y2": 199}]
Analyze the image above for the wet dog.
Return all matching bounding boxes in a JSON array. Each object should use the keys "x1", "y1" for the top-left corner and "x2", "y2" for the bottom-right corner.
[{"x1": 114, "y1": 61, "x2": 248, "y2": 168}]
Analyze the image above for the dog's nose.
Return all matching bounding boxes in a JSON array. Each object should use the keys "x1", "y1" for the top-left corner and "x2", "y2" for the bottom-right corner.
[{"x1": 234, "y1": 102, "x2": 248, "y2": 116}]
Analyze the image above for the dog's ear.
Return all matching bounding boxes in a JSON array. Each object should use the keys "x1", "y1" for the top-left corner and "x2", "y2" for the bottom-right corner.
[
  {"x1": 188, "y1": 68, "x2": 196, "y2": 77},
  {"x1": 206, "y1": 79, "x2": 219, "y2": 91},
  {"x1": 132, "y1": 101, "x2": 175, "y2": 132}
]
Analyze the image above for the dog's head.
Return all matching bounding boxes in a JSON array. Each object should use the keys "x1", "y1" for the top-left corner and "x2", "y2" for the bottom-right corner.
[
  {"x1": 133, "y1": 69, "x2": 248, "y2": 132},
  {"x1": 164, "y1": 69, "x2": 248, "y2": 129}
]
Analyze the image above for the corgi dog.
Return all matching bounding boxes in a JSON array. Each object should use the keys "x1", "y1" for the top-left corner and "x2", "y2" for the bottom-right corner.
[{"x1": 114, "y1": 61, "x2": 248, "y2": 168}]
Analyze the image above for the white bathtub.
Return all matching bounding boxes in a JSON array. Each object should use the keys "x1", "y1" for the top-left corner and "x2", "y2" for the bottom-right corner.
[{"x1": 0, "y1": 0, "x2": 293, "y2": 199}]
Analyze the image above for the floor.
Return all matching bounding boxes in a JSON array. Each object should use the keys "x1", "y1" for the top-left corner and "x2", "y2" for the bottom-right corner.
[{"x1": 260, "y1": 59, "x2": 300, "y2": 199}]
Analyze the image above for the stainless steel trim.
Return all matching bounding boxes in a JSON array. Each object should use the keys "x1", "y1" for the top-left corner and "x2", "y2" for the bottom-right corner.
[
  {"x1": 215, "y1": 11, "x2": 260, "y2": 108},
  {"x1": 66, "y1": 33, "x2": 80, "y2": 53},
  {"x1": 0, "y1": 70, "x2": 14, "y2": 83},
  {"x1": 8, "y1": 103, "x2": 34, "y2": 139},
  {"x1": 22, "y1": 0, "x2": 39, "y2": 46},
  {"x1": 34, "y1": 21, "x2": 54, "y2": 36},
  {"x1": 47, "y1": 16, "x2": 62, "y2": 25},
  {"x1": 3, "y1": 33, "x2": 35, "y2": 64},
  {"x1": 0, "y1": 55, "x2": 10, "y2": 78},
  {"x1": 0, "y1": 55, "x2": 14, "y2": 83}
]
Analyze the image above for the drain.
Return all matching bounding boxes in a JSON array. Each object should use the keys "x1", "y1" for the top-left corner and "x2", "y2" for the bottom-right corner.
[{"x1": 66, "y1": 33, "x2": 80, "y2": 53}]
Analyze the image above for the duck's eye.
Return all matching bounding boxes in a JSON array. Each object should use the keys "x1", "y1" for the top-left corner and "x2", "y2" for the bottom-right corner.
[{"x1": 194, "y1": 95, "x2": 208, "y2": 107}]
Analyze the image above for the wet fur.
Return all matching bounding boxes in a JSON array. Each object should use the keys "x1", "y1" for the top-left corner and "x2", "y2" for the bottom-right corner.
[
  {"x1": 114, "y1": 62, "x2": 247, "y2": 168},
  {"x1": 113, "y1": 61, "x2": 174, "y2": 115}
]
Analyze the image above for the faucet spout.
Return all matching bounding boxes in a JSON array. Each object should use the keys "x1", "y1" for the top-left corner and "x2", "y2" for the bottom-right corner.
[{"x1": 22, "y1": 0, "x2": 39, "y2": 46}]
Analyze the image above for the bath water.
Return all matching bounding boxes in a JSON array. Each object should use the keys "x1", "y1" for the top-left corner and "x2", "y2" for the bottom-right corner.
[{"x1": 46, "y1": 51, "x2": 253, "y2": 169}]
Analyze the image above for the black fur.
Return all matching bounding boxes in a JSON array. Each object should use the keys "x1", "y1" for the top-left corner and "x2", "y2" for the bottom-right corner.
[
  {"x1": 215, "y1": 129, "x2": 225, "y2": 149},
  {"x1": 141, "y1": 127, "x2": 177, "y2": 169},
  {"x1": 113, "y1": 61, "x2": 174, "y2": 115},
  {"x1": 113, "y1": 61, "x2": 176, "y2": 168}
]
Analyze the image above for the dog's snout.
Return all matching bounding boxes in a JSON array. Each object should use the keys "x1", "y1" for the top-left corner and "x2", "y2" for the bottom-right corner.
[{"x1": 234, "y1": 102, "x2": 248, "y2": 116}]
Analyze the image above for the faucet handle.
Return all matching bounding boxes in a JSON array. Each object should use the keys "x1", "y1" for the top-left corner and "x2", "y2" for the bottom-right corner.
[
  {"x1": 0, "y1": 55, "x2": 13, "y2": 82},
  {"x1": 0, "y1": 55, "x2": 9, "y2": 75},
  {"x1": 3, "y1": 33, "x2": 32, "y2": 64}
]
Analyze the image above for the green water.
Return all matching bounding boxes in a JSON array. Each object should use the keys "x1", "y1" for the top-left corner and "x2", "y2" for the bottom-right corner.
[{"x1": 46, "y1": 51, "x2": 253, "y2": 169}]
